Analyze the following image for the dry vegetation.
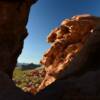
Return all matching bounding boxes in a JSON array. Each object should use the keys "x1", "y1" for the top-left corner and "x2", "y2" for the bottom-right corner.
[{"x1": 13, "y1": 67, "x2": 45, "y2": 94}]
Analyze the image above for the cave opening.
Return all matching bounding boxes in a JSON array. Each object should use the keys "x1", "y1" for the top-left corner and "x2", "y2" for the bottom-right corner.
[{"x1": 13, "y1": 3, "x2": 45, "y2": 94}]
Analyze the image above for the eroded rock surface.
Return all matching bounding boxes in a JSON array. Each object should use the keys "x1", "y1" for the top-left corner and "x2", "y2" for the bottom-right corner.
[
  {"x1": 0, "y1": 0, "x2": 37, "y2": 78},
  {"x1": 38, "y1": 14, "x2": 100, "y2": 91},
  {"x1": 35, "y1": 24, "x2": 100, "y2": 99}
]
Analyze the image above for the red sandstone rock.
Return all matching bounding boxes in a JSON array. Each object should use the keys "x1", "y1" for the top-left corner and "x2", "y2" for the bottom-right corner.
[{"x1": 38, "y1": 15, "x2": 96, "y2": 91}]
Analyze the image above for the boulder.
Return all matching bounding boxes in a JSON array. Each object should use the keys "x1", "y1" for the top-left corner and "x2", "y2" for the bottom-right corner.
[
  {"x1": 35, "y1": 20, "x2": 100, "y2": 99},
  {"x1": 38, "y1": 15, "x2": 100, "y2": 91}
]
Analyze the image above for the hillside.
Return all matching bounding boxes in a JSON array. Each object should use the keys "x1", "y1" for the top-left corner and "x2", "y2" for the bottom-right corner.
[{"x1": 16, "y1": 63, "x2": 41, "y2": 70}]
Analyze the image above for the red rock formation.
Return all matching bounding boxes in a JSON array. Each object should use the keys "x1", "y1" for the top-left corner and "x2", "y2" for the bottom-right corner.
[
  {"x1": 0, "y1": 0, "x2": 37, "y2": 78},
  {"x1": 1, "y1": 22, "x2": 100, "y2": 99},
  {"x1": 38, "y1": 15, "x2": 97, "y2": 91},
  {"x1": 33, "y1": 15, "x2": 100, "y2": 99}
]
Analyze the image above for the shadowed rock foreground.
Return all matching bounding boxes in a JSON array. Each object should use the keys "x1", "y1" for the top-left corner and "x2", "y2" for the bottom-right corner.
[
  {"x1": 0, "y1": 0, "x2": 37, "y2": 78},
  {"x1": 0, "y1": 0, "x2": 100, "y2": 100}
]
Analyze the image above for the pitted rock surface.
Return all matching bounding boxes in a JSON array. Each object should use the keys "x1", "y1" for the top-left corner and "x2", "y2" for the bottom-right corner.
[{"x1": 38, "y1": 14, "x2": 100, "y2": 91}]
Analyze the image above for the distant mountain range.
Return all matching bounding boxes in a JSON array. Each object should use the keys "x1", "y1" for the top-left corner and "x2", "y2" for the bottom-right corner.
[{"x1": 16, "y1": 63, "x2": 41, "y2": 70}]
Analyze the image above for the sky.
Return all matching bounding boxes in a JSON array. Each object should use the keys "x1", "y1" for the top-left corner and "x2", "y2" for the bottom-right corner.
[{"x1": 18, "y1": 0, "x2": 100, "y2": 64}]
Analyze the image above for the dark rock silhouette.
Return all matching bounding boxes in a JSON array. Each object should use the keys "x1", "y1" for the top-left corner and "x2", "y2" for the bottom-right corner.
[
  {"x1": 0, "y1": 0, "x2": 37, "y2": 78},
  {"x1": 0, "y1": 0, "x2": 37, "y2": 100}
]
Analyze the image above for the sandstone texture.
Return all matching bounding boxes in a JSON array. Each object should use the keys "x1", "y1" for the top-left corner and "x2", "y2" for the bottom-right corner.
[
  {"x1": 35, "y1": 23, "x2": 100, "y2": 99},
  {"x1": 38, "y1": 14, "x2": 100, "y2": 91},
  {"x1": 0, "y1": 0, "x2": 37, "y2": 78}
]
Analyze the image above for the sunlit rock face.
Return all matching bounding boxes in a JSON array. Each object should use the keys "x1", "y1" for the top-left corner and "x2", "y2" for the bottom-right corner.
[
  {"x1": 38, "y1": 14, "x2": 99, "y2": 91},
  {"x1": 0, "y1": 0, "x2": 37, "y2": 78},
  {"x1": 36, "y1": 17, "x2": 100, "y2": 99}
]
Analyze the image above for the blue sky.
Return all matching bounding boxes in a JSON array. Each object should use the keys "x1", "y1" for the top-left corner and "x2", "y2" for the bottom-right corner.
[{"x1": 18, "y1": 0, "x2": 100, "y2": 64}]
